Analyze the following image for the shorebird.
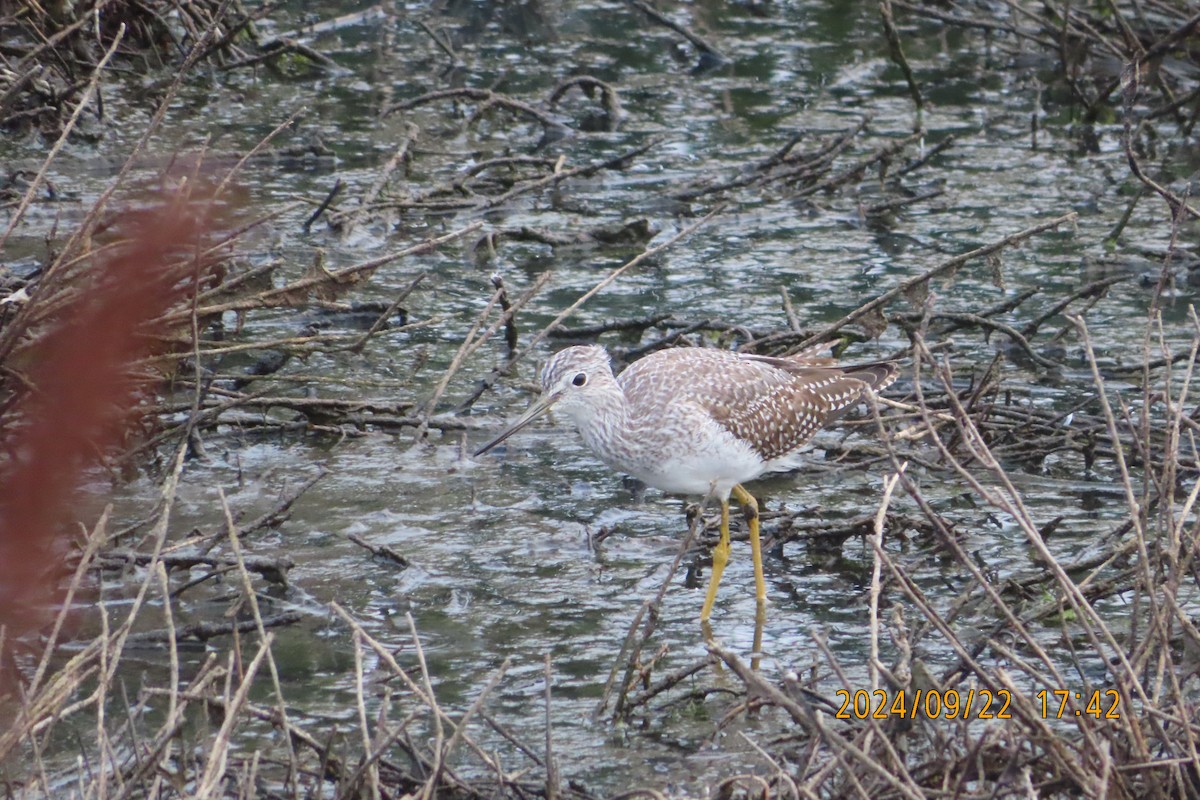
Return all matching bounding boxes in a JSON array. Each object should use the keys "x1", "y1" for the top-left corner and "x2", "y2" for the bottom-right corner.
[{"x1": 475, "y1": 344, "x2": 897, "y2": 622}]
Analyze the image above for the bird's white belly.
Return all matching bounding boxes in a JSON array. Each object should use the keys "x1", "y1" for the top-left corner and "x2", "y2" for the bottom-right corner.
[
  {"x1": 618, "y1": 440, "x2": 769, "y2": 497},
  {"x1": 579, "y1": 400, "x2": 800, "y2": 498}
]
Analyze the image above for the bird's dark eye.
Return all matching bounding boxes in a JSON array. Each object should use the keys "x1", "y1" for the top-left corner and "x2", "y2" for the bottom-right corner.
[{"x1": 572, "y1": 372, "x2": 587, "y2": 387}]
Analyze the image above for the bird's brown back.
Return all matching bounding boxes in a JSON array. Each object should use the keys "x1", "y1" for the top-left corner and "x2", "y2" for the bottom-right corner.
[{"x1": 617, "y1": 348, "x2": 897, "y2": 463}]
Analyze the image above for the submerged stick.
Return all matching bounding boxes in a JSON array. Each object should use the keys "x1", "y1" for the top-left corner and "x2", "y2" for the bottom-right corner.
[{"x1": 880, "y1": 0, "x2": 924, "y2": 128}]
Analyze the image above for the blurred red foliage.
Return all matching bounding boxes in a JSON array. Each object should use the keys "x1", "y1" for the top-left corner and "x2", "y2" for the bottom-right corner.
[{"x1": 0, "y1": 202, "x2": 204, "y2": 637}]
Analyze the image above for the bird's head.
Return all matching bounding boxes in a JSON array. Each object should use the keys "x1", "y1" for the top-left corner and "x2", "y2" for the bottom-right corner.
[{"x1": 474, "y1": 345, "x2": 616, "y2": 456}]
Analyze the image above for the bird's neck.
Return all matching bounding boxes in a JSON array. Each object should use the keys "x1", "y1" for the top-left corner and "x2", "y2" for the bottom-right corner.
[{"x1": 572, "y1": 385, "x2": 634, "y2": 467}]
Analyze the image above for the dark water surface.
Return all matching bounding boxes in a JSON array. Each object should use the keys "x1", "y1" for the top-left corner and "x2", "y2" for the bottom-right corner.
[{"x1": 6, "y1": 0, "x2": 1197, "y2": 793}]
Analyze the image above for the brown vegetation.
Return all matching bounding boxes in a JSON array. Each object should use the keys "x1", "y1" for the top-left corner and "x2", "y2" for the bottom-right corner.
[{"x1": 1, "y1": 0, "x2": 1198, "y2": 798}]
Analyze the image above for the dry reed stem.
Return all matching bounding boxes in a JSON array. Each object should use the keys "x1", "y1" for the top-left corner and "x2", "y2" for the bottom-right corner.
[
  {"x1": 544, "y1": 654, "x2": 559, "y2": 800},
  {"x1": 795, "y1": 297, "x2": 1200, "y2": 796},
  {"x1": 12, "y1": 16, "x2": 225, "y2": 329},
  {"x1": 596, "y1": 495, "x2": 708, "y2": 722},
  {"x1": 351, "y1": 629, "x2": 382, "y2": 799},
  {"x1": 158, "y1": 222, "x2": 482, "y2": 323},
  {"x1": 337, "y1": 123, "x2": 417, "y2": 238},
  {"x1": 868, "y1": 466, "x2": 906, "y2": 695},
  {"x1": 418, "y1": 269, "x2": 552, "y2": 435},
  {"x1": 711, "y1": 640, "x2": 926, "y2": 800},
  {"x1": 902, "y1": 342, "x2": 1132, "y2": 786},
  {"x1": 329, "y1": 604, "x2": 513, "y2": 790},
  {"x1": 219, "y1": 487, "x2": 301, "y2": 795},
  {"x1": 462, "y1": 204, "x2": 726, "y2": 413},
  {"x1": 0, "y1": 23, "x2": 126, "y2": 251},
  {"x1": 737, "y1": 731, "x2": 802, "y2": 800},
  {"x1": 798, "y1": 211, "x2": 1078, "y2": 351},
  {"x1": 193, "y1": 636, "x2": 273, "y2": 799}
]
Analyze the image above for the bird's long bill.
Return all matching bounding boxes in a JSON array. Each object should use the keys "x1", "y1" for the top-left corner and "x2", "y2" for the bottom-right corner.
[{"x1": 473, "y1": 392, "x2": 560, "y2": 456}]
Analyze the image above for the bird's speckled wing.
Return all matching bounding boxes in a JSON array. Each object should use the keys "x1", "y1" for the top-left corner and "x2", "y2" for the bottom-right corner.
[
  {"x1": 705, "y1": 366, "x2": 882, "y2": 461},
  {"x1": 616, "y1": 348, "x2": 893, "y2": 462}
]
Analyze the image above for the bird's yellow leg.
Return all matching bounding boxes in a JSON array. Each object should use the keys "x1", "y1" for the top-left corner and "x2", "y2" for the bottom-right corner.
[
  {"x1": 732, "y1": 484, "x2": 766, "y2": 614},
  {"x1": 700, "y1": 499, "x2": 731, "y2": 622}
]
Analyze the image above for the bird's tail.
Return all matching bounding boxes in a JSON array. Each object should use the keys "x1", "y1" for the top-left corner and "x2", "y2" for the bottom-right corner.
[{"x1": 841, "y1": 362, "x2": 899, "y2": 392}]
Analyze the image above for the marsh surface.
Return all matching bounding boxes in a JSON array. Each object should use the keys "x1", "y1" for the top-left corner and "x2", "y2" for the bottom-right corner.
[{"x1": 4, "y1": 0, "x2": 1198, "y2": 794}]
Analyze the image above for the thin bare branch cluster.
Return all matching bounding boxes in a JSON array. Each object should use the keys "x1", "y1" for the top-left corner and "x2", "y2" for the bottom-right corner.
[
  {"x1": 3, "y1": 0, "x2": 1200, "y2": 797},
  {"x1": 598, "y1": 300, "x2": 1200, "y2": 799},
  {"x1": 893, "y1": 0, "x2": 1200, "y2": 135}
]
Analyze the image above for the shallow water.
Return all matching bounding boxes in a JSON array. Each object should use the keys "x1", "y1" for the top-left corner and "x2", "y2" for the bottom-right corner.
[{"x1": 7, "y1": 0, "x2": 1199, "y2": 793}]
